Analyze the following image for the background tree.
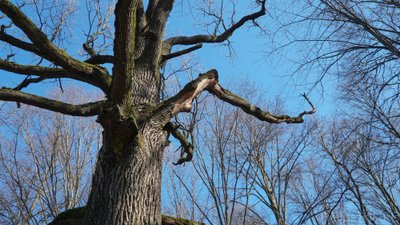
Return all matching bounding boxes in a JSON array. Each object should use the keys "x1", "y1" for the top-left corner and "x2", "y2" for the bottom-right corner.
[
  {"x1": 0, "y1": 87, "x2": 100, "y2": 225},
  {"x1": 0, "y1": 0, "x2": 315, "y2": 224},
  {"x1": 272, "y1": 0, "x2": 400, "y2": 224},
  {"x1": 164, "y1": 83, "x2": 319, "y2": 225}
]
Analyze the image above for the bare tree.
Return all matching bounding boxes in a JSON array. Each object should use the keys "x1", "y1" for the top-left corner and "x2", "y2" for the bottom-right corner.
[
  {"x1": 0, "y1": 0, "x2": 315, "y2": 224},
  {"x1": 164, "y1": 82, "x2": 319, "y2": 225},
  {"x1": 317, "y1": 120, "x2": 400, "y2": 225},
  {"x1": 0, "y1": 87, "x2": 100, "y2": 225}
]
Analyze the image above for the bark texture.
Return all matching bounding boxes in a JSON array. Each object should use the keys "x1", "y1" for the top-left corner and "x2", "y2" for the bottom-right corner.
[{"x1": 85, "y1": 123, "x2": 168, "y2": 225}]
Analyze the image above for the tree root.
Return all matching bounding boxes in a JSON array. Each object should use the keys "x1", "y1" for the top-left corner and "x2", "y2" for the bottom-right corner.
[{"x1": 48, "y1": 206, "x2": 205, "y2": 225}]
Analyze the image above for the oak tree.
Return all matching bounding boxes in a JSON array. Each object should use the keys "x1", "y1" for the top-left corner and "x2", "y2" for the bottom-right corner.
[{"x1": 0, "y1": 0, "x2": 315, "y2": 224}]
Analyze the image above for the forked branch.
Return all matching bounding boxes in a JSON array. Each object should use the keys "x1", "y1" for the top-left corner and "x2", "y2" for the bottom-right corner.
[{"x1": 0, "y1": 88, "x2": 104, "y2": 117}]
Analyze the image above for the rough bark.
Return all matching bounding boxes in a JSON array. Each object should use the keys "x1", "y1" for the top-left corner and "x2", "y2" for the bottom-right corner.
[{"x1": 84, "y1": 122, "x2": 168, "y2": 225}]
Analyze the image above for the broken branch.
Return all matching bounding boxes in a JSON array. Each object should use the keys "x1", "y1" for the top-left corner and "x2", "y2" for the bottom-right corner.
[{"x1": 156, "y1": 69, "x2": 315, "y2": 125}]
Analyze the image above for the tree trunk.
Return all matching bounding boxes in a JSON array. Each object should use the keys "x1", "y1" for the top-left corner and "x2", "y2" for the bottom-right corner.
[
  {"x1": 84, "y1": 63, "x2": 169, "y2": 224},
  {"x1": 84, "y1": 123, "x2": 168, "y2": 225}
]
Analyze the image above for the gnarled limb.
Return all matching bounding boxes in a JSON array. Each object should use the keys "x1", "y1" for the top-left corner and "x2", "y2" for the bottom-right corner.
[
  {"x1": 165, "y1": 122, "x2": 194, "y2": 165},
  {"x1": 164, "y1": 1, "x2": 266, "y2": 46},
  {"x1": 0, "y1": 88, "x2": 104, "y2": 117},
  {"x1": 154, "y1": 69, "x2": 315, "y2": 126}
]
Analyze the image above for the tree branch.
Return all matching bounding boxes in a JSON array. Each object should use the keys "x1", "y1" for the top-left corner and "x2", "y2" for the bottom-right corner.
[
  {"x1": 0, "y1": 29, "x2": 41, "y2": 55},
  {"x1": 110, "y1": 0, "x2": 139, "y2": 104},
  {"x1": 14, "y1": 76, "x2": 48, "y2": 91},
  {"x1": 165, "y1": 122, "x2": 194, "y2": 165},
  {"x1": 165, "y1": 2, "x2": 266, "y2": 46},
  {"x1": 0, "y1": 0, "x2": 107, "y2": 78},
  {"x1": 85, "y1": 55, "x2": 114, "y2": 65},
  {"x1": 161, "y1": 43, "x2": 202, "y2": 63},
  {"x1": 0, "y1": 60, "x2": 110, "y2": 92},
  {"x1": 153, "y1": 69, "x2": 315, "y2": 125},
  {"x1": 139, "y1": 0, "x2": 175, "y2": 66},
  {"x1": 208, "y1": 81, "x2": 316, "y2": 124},
  {"x1": 0, "y1": 88, "x2": 104, "y2": 117},
  {"x1": 323, "y1": 0, "x2": 400, "y2": 58}
]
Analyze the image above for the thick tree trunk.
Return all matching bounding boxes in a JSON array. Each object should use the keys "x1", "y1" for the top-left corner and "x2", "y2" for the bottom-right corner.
[{"x1": 84, "y1": 123, "x2": 168, "y2": 225}]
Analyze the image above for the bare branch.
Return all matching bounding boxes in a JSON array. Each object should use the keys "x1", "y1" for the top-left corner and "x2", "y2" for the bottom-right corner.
[
  {"x1": 154, "y1": 68, "x2": 315, "y2": 125},
  {"x1": 0, "y1": 0, "x2": 104, "y2": 77},
  {"x1": 209, "y1": 84, "x2": 316, "y2": 123},
  {"x1": 165, "y1": 2, "x2": 266, "y2": 46},
  {"x1": 161, "y1": 43, "x2": 203, "y2": 63},
  {"x1": 322, "y1": 0, "x2": 400, "y2": 58},
  {"x1": 0, "y1": 88, "x2": 104, "y2": 117},
  {"x1": 14, "y1": 76, "x2": 48, "y2": 91}
]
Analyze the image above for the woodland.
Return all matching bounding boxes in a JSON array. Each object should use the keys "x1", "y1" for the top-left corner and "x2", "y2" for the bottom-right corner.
[{"x1": 0, "y1": 0, "x2": 399, "y2": 225}]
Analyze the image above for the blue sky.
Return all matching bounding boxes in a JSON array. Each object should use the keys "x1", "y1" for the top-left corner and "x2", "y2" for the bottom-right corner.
[
  {"x1": 164, "y1": 0, "x2": 337, "y2": 117},
  {"x1": 0, "y1": 0, "x2": 337, "y2": 117}
]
